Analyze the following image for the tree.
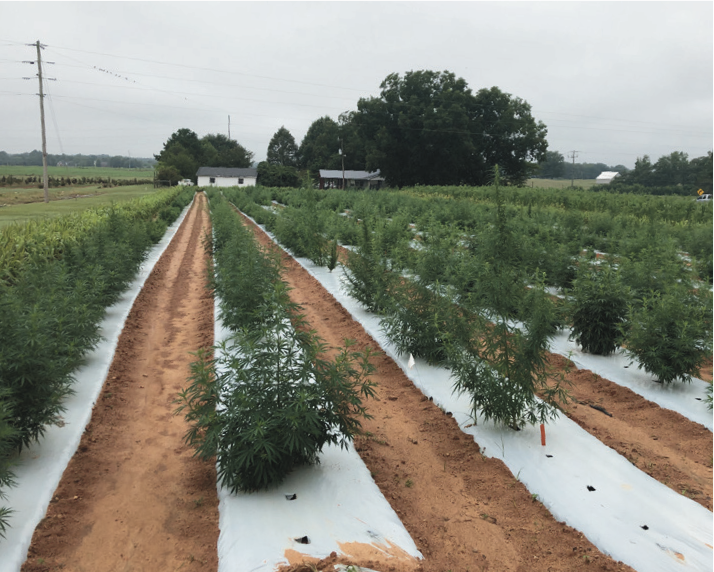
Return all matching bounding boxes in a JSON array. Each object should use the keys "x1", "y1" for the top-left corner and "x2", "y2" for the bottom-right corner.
[
  {"x1": 257, "y1": 161, "x2": 300, "y2": 187},
  {"x1": 202, "y1": 133, "x2": 253, "y2": 168},
  {"x1": 298, "y1": 116, "x2": 342, "y2": 173},
  {"x1": 154, "y1": 129, "x2": 253, "y2": 182},
  {"x1": 351, "y1": 71, "x2": 547, "y2": 187},
  {"x1": 155, "y1": 128, "x2": 203, "y2": 180},
  {"x1": 267, "y1": 126, "x2": 299, "y2": 167},
  {"x1": 538, "y1": 150, "x2": 566, "y2": 178}
]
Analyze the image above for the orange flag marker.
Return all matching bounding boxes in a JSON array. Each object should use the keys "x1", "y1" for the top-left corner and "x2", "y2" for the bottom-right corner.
[{"x1": 540, "y1": 423, "x2": 546, "y2": 447}]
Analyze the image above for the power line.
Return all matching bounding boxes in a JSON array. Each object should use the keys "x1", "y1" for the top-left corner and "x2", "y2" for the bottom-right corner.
[{"x1": 46, "y1": 43, "x2": 369, "y2": 94}]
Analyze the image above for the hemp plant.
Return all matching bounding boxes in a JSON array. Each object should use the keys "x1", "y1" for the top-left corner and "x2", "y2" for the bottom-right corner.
[
  {"x1": 342, "y1": 218, "x2": 397, "y2": 314},
  {"x1": 446, "y1": 166, "x2": 568, "y2": 429},
  {"x1": 566, "y1": 262, "x2": 630, "y2": 355},
  {"x1": 622, "y1": 286, "x2": 712, "y2": 384},
  {"x1": 176, "y1": 282, "x2": 377, "y2": 493},
  {"x1": 0, "y1": 389, "x2": 16, "y2": 539},
  {"x1": 381, "y1": 279, "x2": 468, "y2": 366}
]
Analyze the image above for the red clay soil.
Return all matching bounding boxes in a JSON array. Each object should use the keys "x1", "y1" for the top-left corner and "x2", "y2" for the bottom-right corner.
[
  {"x1": 548, "y1": 355, "x2": 712, "y2": 511},
  {"x1": 22, "y1": 193, "x2": 219, "y2": 572}
]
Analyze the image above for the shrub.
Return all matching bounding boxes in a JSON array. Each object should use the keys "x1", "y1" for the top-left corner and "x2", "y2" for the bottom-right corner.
[
  {"x1": 622, "y1": 288, "x2": 712, "y2": 384},
  {"x1": 567, "y1": 263, "x2": 630, "y2": 355}
]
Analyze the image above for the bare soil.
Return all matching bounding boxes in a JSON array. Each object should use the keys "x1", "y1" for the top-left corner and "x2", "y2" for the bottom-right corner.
[
  {"x1": 19, "y1": 196, "x2": 711, "y2": 572},
  {"x1": 22, "y1": 193, "x2": 219, "y2": 572}
]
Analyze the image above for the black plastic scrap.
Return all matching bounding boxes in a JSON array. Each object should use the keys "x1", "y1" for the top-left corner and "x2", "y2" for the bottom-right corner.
[
  {"x1": 294, "y1": 536, "x2": 310, "y2": 544},
  {"x1": 285, "y1": 494, "x2": 297, "y2": 501},
  {"x1": 588, "y1": 403, "x2": 613, "y2": 417}
]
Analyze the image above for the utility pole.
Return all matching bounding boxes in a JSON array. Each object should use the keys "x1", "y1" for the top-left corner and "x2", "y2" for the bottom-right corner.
[
  {"x1": 568, "y1": 150, "x2": 579, "y2": 188},
  {"x1": 36, "y1": 40, "x2": 49, "y2": 203},
  {"x1": 338, "y1": 137, "x2": 346, "y2": 190}
]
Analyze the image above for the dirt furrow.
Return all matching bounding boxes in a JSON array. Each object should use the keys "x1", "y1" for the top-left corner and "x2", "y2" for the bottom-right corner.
[
  {"x1": 22, "y1": 193, "x2": 219, "y2": 572},
  {"x1": 549, "y1": 354, "x2": 712, "y2": 510},
  {"x1": 240, "y1": 210, "x2": 636, "y2": 572}
]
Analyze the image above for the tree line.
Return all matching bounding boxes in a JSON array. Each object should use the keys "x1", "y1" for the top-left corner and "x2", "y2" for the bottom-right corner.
[
  {"x1": 156, "y1": 70, "x2": 548, "y2": 188},
  {"x1": 0, "y1": 151, "x2": 154, "y2": 169},
  {"x1": 153, "y1": 69, "x2": 712, "y2": 193},
  {"x1": 537, "y1": 149, "x2": 713, "y2": 195}
]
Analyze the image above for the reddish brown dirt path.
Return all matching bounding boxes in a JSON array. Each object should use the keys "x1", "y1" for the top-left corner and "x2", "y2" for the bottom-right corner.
[
  {"x1": 548, "y1": 355, "x2": 712, "y2": 510},
  {"x1": 22, "y1": 193, "x2": 219, "y2": 572},
  {"x1": 239, "y1": 211, "x2": 637, "y2": 572}
]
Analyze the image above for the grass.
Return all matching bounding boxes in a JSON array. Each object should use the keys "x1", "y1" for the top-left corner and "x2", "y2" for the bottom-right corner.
[
  {"x1": 0, "y1": 165, "x2": 154, "y2": 180},
  {"x1": 0, "y1": 184, "x2": 159, "y2": 228},
  {"x1": 527, "y1": 178, "x2": 598, "y2": 189}
]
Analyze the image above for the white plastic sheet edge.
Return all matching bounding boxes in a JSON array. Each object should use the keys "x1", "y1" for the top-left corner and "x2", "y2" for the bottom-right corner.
[
  {"x1": 0, "y1": 199, "x2": 194, "y2": 572},
  {"x1": 242, "y1": 213, "x2": 713, "y2": 572}
]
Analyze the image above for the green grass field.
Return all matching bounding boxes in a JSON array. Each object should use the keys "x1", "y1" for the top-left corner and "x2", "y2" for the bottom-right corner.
[
  {"x1": 527, "y1": 178, "x2": 598, "y2": 189},
  {"x1": 0, "y1": 184, "x2": 160, "y2": 228},
  {"x1": 0, "y1": 165, "x2": 155, "y2": 180}
]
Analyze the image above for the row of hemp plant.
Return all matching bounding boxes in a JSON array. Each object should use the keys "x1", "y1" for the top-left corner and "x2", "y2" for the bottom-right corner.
[
  {"x1": 329, "y1": 168, "x2": 570, "y2": 429},
  {"x1": 566, "y1": 259, "x2": 712, "y2": 394},
  {"x1": 225, "y1": 184, "x2": 710, "y2": 403},
  {"x1": 175, "y1": 190, "x2": 376, "y2": 492},
  {"x1": 0, "y1": 186, "x2": 195, "y2": 538}
]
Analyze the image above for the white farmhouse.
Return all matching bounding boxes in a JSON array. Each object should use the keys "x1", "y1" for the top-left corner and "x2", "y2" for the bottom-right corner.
[
  {"x1": 196, "y1": 167, "x2": 258, "y2": 187},
  {"x1": 595, "y1": 171, "x2": 620, "y2": 185}
]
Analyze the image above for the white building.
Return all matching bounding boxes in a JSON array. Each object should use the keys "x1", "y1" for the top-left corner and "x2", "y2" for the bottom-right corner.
[
  {"x1": 595, "y1": 171, "x2": 620, "y2": 185},
  {"x1": 196, "y1": 167, "x2": 258, "y2": 187}
]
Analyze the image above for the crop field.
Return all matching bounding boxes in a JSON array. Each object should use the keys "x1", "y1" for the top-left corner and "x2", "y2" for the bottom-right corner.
[
  {"x1": 0, "y1": 184, "x2": 711, "y2": 572},
  {"x1": 0, "y1": 165, "x2": 155, "y2": 181},
  {"x1": 0, "y1": 184, "x2": 160, "y2": 227},
  {"x1": 527, "y1": 178, "x2": 598, "y2": 189}
]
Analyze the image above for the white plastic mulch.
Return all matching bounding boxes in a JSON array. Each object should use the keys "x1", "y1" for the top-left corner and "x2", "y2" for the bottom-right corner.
[
  {"x1": 0, "y1": 202, "x2": 192, "y2": 572},
  {"x1": 212, "y1": 297, "x2": 422, "y2": 572},
  {"x1": 549, "y1": 335, "x2": 712, "y2": 431},
  {"x1": 243, "y1": 216, "x2": 713, "y2": 572}
]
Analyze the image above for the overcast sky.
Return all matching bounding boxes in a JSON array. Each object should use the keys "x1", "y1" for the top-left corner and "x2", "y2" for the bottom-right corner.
[{"x1": 1, "y1": 1, "x2": 712, "y2": 168}]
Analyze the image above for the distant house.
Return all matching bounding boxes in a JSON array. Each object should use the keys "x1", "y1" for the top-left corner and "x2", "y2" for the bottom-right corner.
[
  {"x1": 595, "y1": 171, "x2": 620, "y2": 185},
  {"x1": 319, "y1": 169, "x2": 384, "y2": 190},
  {"x1": 196, "y1": 167, "x2": 258, "y2": 187}
]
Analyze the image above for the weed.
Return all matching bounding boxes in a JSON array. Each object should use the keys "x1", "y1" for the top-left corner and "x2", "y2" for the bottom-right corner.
[{"x1": 405, "y1": 479, "x2": 414, "y2": 488}]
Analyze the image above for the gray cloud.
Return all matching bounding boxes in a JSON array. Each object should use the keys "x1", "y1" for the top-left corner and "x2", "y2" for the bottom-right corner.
[{"x1": 1, "y1": 1, "x2": 711, "y2": 168}]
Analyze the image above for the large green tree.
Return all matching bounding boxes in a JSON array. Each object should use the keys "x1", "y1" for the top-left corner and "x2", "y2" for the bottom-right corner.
[
  {"x1": 538, "y1": 150, "x2": 566, "y2": 178},
  {"x1": 351, "y1": 71, "x2": 548, "y2": 187},
  {"x1": 611, "y1": 151, "x2": 712, "y2": 193},
  {"x1": 267, "y1": 126, "x2": 299, "y2": 167},
  {"x1": 154, "y1": 129, "x2": 253, "y2": 182},
  {"x1": 298, "y1": 116, "x2": 342, "y2": 173}
]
